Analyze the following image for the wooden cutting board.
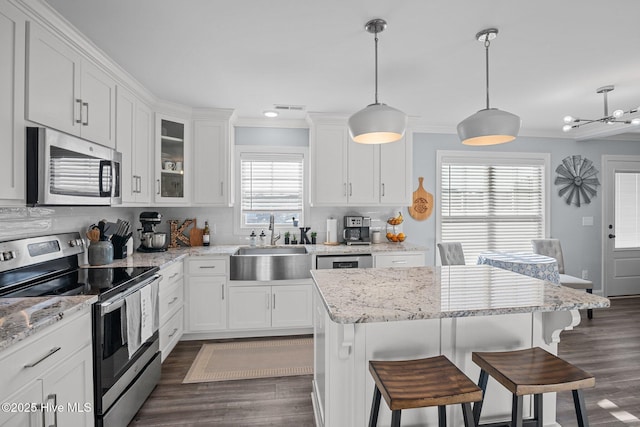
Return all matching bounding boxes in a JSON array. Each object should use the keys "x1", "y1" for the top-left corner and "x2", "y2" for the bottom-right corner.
[
  {"x1": 189, "y1": 227, "x2": 204, "y2": 246},
  {"x1": 408, "y1": 177, "x2": 433, "y2": 221}
]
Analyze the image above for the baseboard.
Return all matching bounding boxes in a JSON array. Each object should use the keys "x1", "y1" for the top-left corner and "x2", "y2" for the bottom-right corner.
[{"x1": 181, "y1": 327, "x2": 313, "y2": 341}]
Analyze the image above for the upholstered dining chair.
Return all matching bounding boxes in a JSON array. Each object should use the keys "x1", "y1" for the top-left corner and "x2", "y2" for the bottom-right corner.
[
  {"x1": 437, "y1": 242, "x2": 466, "y2": 266},
  {"x1": 531, "y1": 238, "x2": 594, "y2": 319}
]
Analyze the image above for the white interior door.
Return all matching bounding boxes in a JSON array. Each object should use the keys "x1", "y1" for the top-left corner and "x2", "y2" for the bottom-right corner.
[{"x1": 603, "y1": 155, "x2": 640, "y2": 296}]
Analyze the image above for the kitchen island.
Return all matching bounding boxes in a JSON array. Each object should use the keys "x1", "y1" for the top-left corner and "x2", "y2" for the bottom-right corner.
[{"x1": 311, "y1": 265, "x2": 609, "y2": 427}]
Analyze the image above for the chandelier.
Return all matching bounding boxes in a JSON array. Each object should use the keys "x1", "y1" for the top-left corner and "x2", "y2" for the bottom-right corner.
[{"x1": 563, "y1": 85, "x2": 640, "y2": 132}]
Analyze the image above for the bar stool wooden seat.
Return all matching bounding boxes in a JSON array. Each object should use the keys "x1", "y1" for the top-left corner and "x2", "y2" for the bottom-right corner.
[
  {"x1": 368, "y1": 355, "x2": 483, "y2": 427},
  {"x1": 471, "y1": 347, "x2": 595, "y2": 427}
]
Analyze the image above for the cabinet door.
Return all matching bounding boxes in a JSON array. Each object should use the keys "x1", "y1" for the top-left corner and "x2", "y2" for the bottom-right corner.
[
  {"x1": 311, "y1": 124, "x2": 348, "y2": 205},
  {"x1": 228, "y1": 286, "x2": 271, "y2": 329},
  {"x1": 116, "y1": 86, "x2": 136, "y2": 203},
  {"x1": 134, "y1": 102, "x2": 152, "y2": 203},
  {"x1": 41, "y1": 345, "x2": 94, "y2": 427},
  {"x1": 26, "y1": 21, "x2": 82, "y2": 136},
  {"x1": 155, "y1": 115, "x2": 190, "y2": 203},
  {"x1": 380, "y1": 136, "x2": 411, "y2": 205},
  {"x1": 80, "y1": 60, "x2": 116, "y2": 147},
  {"x1": 193, "y1": 119, "x2": 230, "y2": 206},
  {"x1": 272, "y1": 284, "x2": 312, "y2": 328},
  {"x1": 0, "y1": 381, "x2": 41, "y2": 427},
  {"x1": 186, "y1": 276, "x2": 226, "y2": 331},
  {"x1": 0, "y1": 3, "x2": 25, "y2": 202},
  {"x1": 347, "y1": 140, "x2": 378, "y2": 205}
]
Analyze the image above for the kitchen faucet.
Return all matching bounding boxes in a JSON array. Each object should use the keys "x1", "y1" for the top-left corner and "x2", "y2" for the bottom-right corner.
[{"x1": 269, "y1": 214, "x2": 280, "y2": 245}]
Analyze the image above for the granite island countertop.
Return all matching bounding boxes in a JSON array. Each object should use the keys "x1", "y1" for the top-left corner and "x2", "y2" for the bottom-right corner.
[
  {"x1": 0, "y1": 295, "x2": 97, "y2": 352},
  {"x1": 311, "y1": 265, "x2": 610, "y2": 324}
]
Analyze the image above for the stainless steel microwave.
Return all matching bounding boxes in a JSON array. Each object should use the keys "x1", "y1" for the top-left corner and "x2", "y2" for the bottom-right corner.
[{"x1": 26, "y1": 127, "x2": 122, "y2": 206}]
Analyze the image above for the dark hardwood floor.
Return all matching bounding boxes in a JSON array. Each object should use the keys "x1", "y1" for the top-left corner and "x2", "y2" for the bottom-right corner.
[{"x1": 130, "y1": 298, "x2": 640, "y2": 426}]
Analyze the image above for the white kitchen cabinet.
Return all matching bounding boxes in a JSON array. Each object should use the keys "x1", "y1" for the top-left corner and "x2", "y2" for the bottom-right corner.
[
  {"x1": 158, "y1": 261, "x2": 184, "y2": 361},
  {"x1": 26, "y1": 21, "x2": 116, "y2": 148},
  {"x1": 185, "y1": 257, "x2": 227, "y2": 332},
  {"x1": 0, "y1": 308, "x2": 94, "y2": 427},
  {"x1": 0, "y1": 2, "x2": 26, "y2": 203},
  {"x1": 155, "y1": 114, "x2": 190, "y2": 203},
  {"x1": 228, "y1": 282, "x2": 313, "y2": 330},
  {"x1": 373, "y1": 251, "x2": 426, "y2": 268},
  {"x1": 309, "y1": 115, "x2": 412, "y2": 206},
  {"x1": 228, "y1": 286, "x2": 271, "y2": 329},
  {"x1": 116, "y1": 86, "x2": 152, "y2": 204},
  {"x1": 192, "y1": 113, "x2": 234, "y2": 206}
]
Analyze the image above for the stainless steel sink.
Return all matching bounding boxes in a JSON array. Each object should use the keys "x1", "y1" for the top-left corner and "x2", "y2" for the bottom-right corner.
[{"x1": 230, "y1": 246, "x2": 311, "y2": 281}]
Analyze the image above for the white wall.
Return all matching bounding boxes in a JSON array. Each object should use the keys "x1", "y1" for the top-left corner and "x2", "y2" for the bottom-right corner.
[{"x1": 404, "y1": 132, "x2": 640, "y2": 293}]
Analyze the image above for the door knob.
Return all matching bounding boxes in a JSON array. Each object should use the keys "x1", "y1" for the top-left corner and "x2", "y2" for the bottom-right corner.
[{"x1": 608, "y1": 234, "x2": 616, "y2": 239}]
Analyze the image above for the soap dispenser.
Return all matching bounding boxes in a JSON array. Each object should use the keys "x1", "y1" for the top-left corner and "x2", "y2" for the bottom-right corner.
[
  {"x1": 259, "y1": 230, "x2": 266, "y2": 247},
  {"x1": 249, "y1": 230, "x2": 257, "y2": 247}
]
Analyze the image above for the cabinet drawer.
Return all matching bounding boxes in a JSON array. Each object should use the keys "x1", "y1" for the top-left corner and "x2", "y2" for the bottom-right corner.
[
  {"x1": 159, "y1": 278, "x2": 184, "y2": 325},
  {"x1": 160, "y1": 307, "x2": 183, "y2": 362},
  {"x1": 374, "y1": 253, "x2": 425, "y2": 268},
  {"x1": 188, "y1": 258, "x2": 227, "y2": 276},
  {"x1": 161, "y1": 260, "x2": 184, "y2": 285},
  {"x1": 0, "y1": 309, "x2": 91, "y2": 400}
]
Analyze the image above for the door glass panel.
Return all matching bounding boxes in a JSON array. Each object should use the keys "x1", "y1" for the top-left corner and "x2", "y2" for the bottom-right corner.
[
  {"x1": 615, "y1": 172, "x2": 640, "y2": 249},
  {"x1": 160, "y1": 119, "x2": 184, "y2": 198}
]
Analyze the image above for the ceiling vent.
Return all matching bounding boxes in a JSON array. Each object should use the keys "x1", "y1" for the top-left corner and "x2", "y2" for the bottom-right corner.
[{"x1": 274, "y1": 104, "x2": 306, "y2": 111}]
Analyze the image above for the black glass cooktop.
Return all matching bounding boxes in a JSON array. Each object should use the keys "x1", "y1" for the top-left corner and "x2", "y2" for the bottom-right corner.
[{"x1": 0, "y1": 266, "x2": 157, "y2": 300}]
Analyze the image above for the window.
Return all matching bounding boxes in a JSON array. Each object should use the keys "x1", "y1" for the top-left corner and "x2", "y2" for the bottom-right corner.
[
  {"x1": 615, "y1": 172, "x2": 640, "y2": 249},
  {"x1": 437, "y1": 151, "x2": 549, "y2": 264},
  {"x1": 238, "y1": 150, "x2": 305, "y2": 229}
]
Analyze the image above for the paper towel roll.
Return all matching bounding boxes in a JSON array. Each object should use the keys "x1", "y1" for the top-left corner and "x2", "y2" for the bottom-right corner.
[{"x1": 326, "y1": 218, "x2": 338, "y2": 243}]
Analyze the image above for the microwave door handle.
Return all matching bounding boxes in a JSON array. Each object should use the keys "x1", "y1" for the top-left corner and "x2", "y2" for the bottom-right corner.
[{"x1": 98, "y1": 160, "x2": 112, "y2": 197}]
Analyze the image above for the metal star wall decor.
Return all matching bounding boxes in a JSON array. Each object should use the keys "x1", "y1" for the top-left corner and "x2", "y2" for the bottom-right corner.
[{"x1": 554, "y1": 155, "x2": 600, "y2": 207}]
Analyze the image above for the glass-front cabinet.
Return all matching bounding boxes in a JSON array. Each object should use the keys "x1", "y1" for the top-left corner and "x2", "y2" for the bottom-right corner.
[{"x1": 155, "y1": 114, "x2": 190, "y2": 203}]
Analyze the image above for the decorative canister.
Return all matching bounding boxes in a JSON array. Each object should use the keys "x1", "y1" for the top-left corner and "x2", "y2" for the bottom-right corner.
[{"x1": 88, "y1": 240, "x2": 114, "y2": 266}]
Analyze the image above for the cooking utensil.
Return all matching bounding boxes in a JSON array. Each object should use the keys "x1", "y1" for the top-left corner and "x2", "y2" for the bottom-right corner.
[{"x1": 408, "y1": 177, "x2": 433, "y2": 221}]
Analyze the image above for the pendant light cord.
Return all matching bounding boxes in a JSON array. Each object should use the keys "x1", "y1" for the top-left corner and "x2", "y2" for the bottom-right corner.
[
  {"x1": 485, "y1": 37, "x2": 490, "y2": 110},
  {"x1": 374, "y1": 31, "x2": 379, "y2": 105}
]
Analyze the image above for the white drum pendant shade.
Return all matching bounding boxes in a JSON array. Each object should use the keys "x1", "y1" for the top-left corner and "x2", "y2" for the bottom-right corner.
[
  {"x1": 348, "y1": 103, "x2": 407, "y2": 144},
  {"x1": 457, "y1": 108, "x2": 521, "y2": 146}
]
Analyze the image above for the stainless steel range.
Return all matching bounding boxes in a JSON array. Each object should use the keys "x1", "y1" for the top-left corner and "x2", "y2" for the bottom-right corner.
[{"x1": 0, "y1": 232, "x2": 161, "y2": 427}]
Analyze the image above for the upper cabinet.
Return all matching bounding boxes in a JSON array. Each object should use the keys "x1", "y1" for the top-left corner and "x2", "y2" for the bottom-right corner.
[
  {"x1": 155, "y1": 114, "x2": 190, "y2": 204},
  {"x1": 192, "y1": 111, "x2": 235, "y2": 206},
  {"x1": 116, "y1": 86, "x2": 152, "y2": 204},
  {"x1": 309, "y1": 115, "x2": 412, "y2": 206},
  {"x1": 26, "y1": 21, "x2": 116, "y2": 148},
  {"x1": 0, "y1": 2, "x2": 26, "y2": 203}
]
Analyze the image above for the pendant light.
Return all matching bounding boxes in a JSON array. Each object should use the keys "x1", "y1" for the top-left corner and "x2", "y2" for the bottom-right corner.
[
  {"x1": 457, "y1": 28, "x2": 520, "y2": 146},
  {"x1": 348, "y1": 18, "x2": 407, "y2": 144}
]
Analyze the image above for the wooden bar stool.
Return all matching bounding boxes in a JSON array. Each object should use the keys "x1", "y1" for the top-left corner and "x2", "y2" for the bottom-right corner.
[
  {"x1": 471, "y1": 347, "x2": 595, "y2": 427},
  {"x1": 368, "y1": 355, "x2": 483, "y2": 427}
]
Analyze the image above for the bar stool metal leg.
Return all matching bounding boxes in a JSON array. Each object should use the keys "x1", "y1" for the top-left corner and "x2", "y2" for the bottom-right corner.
[
  {"x1": 438, "y1": 405, "x2": 446, "y2": 427},
  {"x1": 473, "y1": 369, "x2": 489, "y2": 425},
  {"x1": 511, "y1": 394, "x2": 524, "y2": 427},
  {"x1": 533, "y1": 393, "x2": 543, "y2": 427},
  {"x1": 391, "y1": 410, "x2": 401, "y2": 427},
  {"x1": 369, "y1": 387, "x2": 381, "y2": 427},
  {"x1": 461, "y1": 402, "x2": 476, "y2": 427},
  {"x1": 573, "y1": 389, "x2": 590, "y2": 427}
]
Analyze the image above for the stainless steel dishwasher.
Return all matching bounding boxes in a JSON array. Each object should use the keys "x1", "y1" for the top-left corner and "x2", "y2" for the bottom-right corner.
[{"x1": 316, "y1": 254, "x2": 373, "y2": 269}]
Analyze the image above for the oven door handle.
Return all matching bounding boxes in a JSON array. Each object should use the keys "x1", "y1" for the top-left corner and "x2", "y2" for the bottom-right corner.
[{"x1": 99, "y1": 274, "x2": 161, "y2": 315}]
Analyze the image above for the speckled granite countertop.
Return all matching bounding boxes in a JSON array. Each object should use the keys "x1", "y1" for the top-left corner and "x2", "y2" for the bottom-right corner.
[
  {"x1": 85, "y1": 242, "x2": 427, "y2": 268},
  {"x1": 311, "y1": 265, "x2": 610, "y2": 324},
  {"x1": 0, "y1": 295, "x2": 97, "y2": 352}
]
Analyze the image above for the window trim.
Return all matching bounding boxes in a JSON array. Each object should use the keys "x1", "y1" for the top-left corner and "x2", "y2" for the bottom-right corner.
[
  {"x1": 234, "y1": 145, "x2": 309, "y2": 236},
  {"x1": 436, "y1": 150, "x2": 551, "y2": 262}
]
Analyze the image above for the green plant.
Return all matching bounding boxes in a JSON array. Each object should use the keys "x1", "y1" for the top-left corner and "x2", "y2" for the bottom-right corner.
[
  {"x1": 284, "y1": 231, "x2": 290, "y2": 238},
  {"x1": 310, "y1": 231, "x2": 317, "y2": 238}
]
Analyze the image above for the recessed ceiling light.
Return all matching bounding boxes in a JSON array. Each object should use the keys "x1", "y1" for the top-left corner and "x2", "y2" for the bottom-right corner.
[{"x1": 263, "y1": 110, "x2": 278, "y2": 118}]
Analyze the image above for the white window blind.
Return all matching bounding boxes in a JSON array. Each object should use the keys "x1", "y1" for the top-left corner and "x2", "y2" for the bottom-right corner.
[
  {"x1": 240, "y1": 153, "x2": 304, "y2": 227},
  {"x1": 439, "y1": 153, "x2": 547, "y2": 264},
  {"x1": 615, "y1": 172, "x2": 640, "y2": 249}
]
